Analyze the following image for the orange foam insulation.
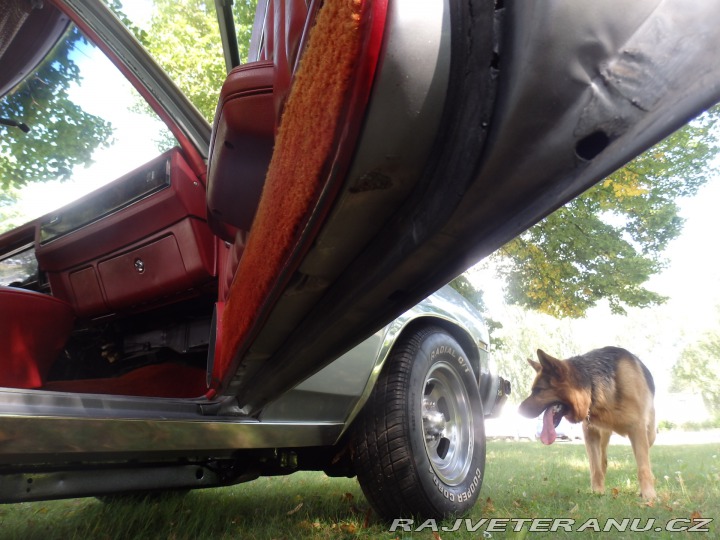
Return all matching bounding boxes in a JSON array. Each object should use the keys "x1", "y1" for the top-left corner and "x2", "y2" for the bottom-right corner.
[{"x1": 215, "y1": 0, "x2": 367, "y2": 387}]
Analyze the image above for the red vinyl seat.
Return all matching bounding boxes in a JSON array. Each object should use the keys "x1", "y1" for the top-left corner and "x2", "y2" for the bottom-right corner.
[
  {"x1": 206, "y1": 0, "x2": 310, "y2": 244},
  {"x1": 206, "y1": 61, "x2": 276, "y2": 242},
  {"x1": 0, "y1": 286, "x2": 75, "y2": 388}
]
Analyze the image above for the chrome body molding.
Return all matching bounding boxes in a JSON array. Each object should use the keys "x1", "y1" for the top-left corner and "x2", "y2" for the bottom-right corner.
[{"x1": 0, "y1": 413, "x2": 343, "y2": 463}]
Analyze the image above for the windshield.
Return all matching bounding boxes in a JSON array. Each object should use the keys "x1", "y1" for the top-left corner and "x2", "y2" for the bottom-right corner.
[{"x1": 0, "y1": 23, "x2": 177, "y2": 234}]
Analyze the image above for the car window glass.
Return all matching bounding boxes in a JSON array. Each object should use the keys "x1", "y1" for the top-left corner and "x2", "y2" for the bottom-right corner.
[
  {"x1": 0, "y1": 246, "x2": 37, "y2": 287},
  {"x1": 0, "y1": 23, "x2": 177, "y2": 234},
  {"x1": 106, "y1": 0, "x2": 257, "y2": 123}
]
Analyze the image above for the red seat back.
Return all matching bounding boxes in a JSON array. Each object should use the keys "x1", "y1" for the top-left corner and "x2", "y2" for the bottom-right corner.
[
  {"x1": 206, "y1": 0, "x2": 311, "y2": 244},
  {"x1": 0, "y1": 287, "x2": 75, "y2": 388}
]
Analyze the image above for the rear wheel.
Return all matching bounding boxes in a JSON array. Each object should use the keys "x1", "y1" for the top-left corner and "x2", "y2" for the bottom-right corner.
[{"x1": 353, "y1": 326, "x2": 486, "y2": 520}]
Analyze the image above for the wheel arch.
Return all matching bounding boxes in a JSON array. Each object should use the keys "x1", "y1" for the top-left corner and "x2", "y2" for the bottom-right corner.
[{"x1": 339, "y1": 313, "x2": 486, "y2": 441}]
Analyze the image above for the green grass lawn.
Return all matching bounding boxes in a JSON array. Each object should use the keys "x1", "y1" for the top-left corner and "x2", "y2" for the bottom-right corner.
[{"x1": 1, "y1": 440, "x2": 717, "y2": 539}]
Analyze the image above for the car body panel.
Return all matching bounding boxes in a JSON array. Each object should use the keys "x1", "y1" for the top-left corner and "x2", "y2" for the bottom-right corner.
[{"x1": 263, "y1": 285, "x2": 491, "y2": 425}]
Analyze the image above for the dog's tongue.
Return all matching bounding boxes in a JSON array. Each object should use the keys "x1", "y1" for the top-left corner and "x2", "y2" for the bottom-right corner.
[{"x1": 540, "y1": 407, "x2": 557, "y2": 445}]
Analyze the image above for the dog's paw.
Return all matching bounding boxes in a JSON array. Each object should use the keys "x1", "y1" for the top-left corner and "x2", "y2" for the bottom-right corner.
[{"x1": 640, "y1": 487, "x2": 657, "y2": 500}]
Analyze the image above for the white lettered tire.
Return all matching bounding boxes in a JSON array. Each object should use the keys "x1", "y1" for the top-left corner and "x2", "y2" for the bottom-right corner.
[{"x1": 353, "y1": 326, "x2": 486, "y2": 519}]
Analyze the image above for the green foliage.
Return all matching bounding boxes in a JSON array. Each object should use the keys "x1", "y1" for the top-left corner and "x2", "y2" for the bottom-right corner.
[
  {"x1": 495, "y1": 108, "x2": 720, "y2": 318},
  {"x1": 671, "y1": 317, "x2": 720, "y2": 413},
  {"x1": 659, "y1": 417, "x2": 720, "y2": 431},
  {"x1": 449, "y1": 274, "x2": 487, "y2": 311},
  {"x1": 483, "y1": 307, "x2": 582, "y2": 401},
  {"x1": 0, "y1": 187, "x2": 25, "y2": 231},
  {"x1": 0, "y1": 27, "x2": 113, "y2": 189},
  {"x1": 110, "y1": 0, "x2": 257, "y2": 122}
]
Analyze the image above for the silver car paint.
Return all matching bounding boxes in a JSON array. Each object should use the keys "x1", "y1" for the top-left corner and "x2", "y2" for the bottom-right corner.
[{"x1": 261, "y1": 285, "x2": 490, "y2": 425}]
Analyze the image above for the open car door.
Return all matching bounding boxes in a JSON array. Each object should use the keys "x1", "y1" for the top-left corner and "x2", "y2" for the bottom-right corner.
[{"x1": 200, "y1": 0, "x2": 720, "y2": 414}]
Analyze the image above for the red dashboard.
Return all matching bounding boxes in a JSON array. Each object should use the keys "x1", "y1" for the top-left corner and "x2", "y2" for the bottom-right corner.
[{"x1": 32, "y1": 149, "x2": 216, "y2": 318}]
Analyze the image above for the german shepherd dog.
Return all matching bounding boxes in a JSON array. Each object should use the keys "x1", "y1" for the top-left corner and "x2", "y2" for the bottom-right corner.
[{"x1": 518, "y1": 347, "x2": 656, "y2": 499}]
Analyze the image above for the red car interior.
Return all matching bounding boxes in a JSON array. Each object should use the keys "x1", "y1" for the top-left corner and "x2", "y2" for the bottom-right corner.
[
  {"x1": 42, "y1": 362, "x2": 208, "y2": 398},
  {"x1": 206, "y1": 61, "x2": 275, "y2": 242},
  {"x1": 0, "y1": 148, "x2": 214, "y2": 397},
  {"x1": 207, "y1": 0, "x2": 337, "y2": 386},
  {"x1": 0, "y1": 0, "x2": 380, "y2": 399},
  {"x1": 0, "y1": 286, "x2": 75, "y2": 389},
  {"x1": 35, "y1": 149, "x2": 215, "y2": 318}
]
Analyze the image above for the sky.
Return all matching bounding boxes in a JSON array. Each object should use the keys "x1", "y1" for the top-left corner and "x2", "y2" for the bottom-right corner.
[{"x1": 475, "y1": 174, "x2": 720, "y2": 329}]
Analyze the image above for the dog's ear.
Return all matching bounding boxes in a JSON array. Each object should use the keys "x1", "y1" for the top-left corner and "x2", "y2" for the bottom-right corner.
[
  {"x1": 526, "y1": 357, "x2": 541, "y2": 372},
  {"x1": 537, "y1": 349, "x2": 564, "y2": 376}
]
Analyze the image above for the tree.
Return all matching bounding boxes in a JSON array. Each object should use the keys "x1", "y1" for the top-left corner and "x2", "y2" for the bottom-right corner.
[
  {"x1": 671, "y1": 318, "x2": 720, "y2": 414},
  {"x1": 484, "y1": 306, "x2": 583, "y2": 402},
  {"x1": 0, "y1": 188, "x2": 25, "y2": 231},
  {"x1": 0, "y1": 26, "x2": 113, "y2": 190},
  {"x1": 492, "y1": 109, "x2": 719, "y2": 318},
  {"x1": 110, "y1": 0, "x2": 257, "y2": 123}
]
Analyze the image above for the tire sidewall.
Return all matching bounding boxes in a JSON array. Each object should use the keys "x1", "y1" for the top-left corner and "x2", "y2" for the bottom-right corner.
[{"x1": 406, "y1": 329, "x2": 486, "y2": 515}]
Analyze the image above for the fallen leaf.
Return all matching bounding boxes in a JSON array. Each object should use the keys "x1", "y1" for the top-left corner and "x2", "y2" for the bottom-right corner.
[
  {"x1": 432, "y1": 532, "x2": 442, "y2": 540},
  {"x1": 340, "y1": 523, "x2": 357, "y2": 534},
  {"x1": 691, "y1": 510, "x2": 702, "y2": 520},
  {"x1": 484, "y1": 497, "x2": 495, "y2": 512},
  {"x1": 287, "y1": 502, "x2": 303, "y2": 516},
  {"x1": 611, "y1": 488, "x2": 619, "y2": 498},
  {"x1": 297, "y1": 520, "x2": 313, "y2": 531},
  {"x1": 342, "y1": 492, "x2": 354, "y2": 502},
  {"x1": 363, "y1": 507, "x2": 372, "y2": 528},
  {"x1": 512, "y1": 499, "x2": 522, "y2": 508}
]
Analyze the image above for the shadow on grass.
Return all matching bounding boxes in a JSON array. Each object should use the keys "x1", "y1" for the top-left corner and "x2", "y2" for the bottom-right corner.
[
  {"x1": 2, "y1": 441, "x2": 718, "y2": 539},
  {"x1": 1, "y1": 473, "x2": 372, "y2": 540}
]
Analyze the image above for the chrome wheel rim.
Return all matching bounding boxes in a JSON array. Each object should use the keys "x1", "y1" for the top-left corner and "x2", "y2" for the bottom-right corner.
[{"x1": 421, "y1": 361, "x2": 473, "y2": 486}]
